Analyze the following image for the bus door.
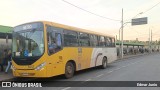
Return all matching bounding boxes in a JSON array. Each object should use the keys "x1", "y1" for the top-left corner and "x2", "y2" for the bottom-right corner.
[
  {"x1": 77, "y1": 47, "x2": 82, "y2": 70},
  {"x1": 46, "y1": 25, "x2": 63, "y2": 76},
  {"x1": 78, "y1": 32, "x2": 90, "y2": 69}
]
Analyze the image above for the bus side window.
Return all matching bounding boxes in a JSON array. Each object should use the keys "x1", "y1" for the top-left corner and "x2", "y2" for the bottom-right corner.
[
  {"x1": 105, "y1": 37, "x2": 109, "y2": 47},
  {"x1": 55, "y1": 33, "x2": 62, "y2": 50},
  {"x1": 90, "y1": 35, "x2": 94, "y2": 47},
  {"x1": 90, "y1": 35, "x2": 98, "y2": 47},
  {"x1": 79, "y1": 32, "x2": 90, "y2": 47},
  {"x1": 47, "y1": 31, "x2": 56, "y2": 54},
  {"x1": 99, "y1": 36, "x2": 105, "y2": 47},
  {"x1": 47, "y1": 26, "x2": 62, "y2": 55},
  {"x1": 63, "y1": 30, "x2": 78, "y2": 46}
]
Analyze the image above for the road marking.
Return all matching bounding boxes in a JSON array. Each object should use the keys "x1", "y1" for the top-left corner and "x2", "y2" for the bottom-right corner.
[
  {"x1": 122, "y1": 65, "x2": 127, "y2": 67},
  {"x1": 113, "y1": 68, "x2": 121, "y2": 71},
  {"x1": 119, "y1": 61, "x2": 142, "y2": 68},
  {"x1": 105, "y1": 61, "x2": 142, "y2": 75},
  {"x1": 85, "y1": 79, "x2": 92, "y2": 81},
  {"x1": 107, "y1": 70, "x2": 114, "y2": 74},
  {"x1": 61, "y1": 87, "x2": 71, "y2": 90},
  {"x1": 96, "y1": 74, "x2": 104, "y2": 78},
  {"x1": 131, "y1": 61, "x2": 140, "y2": 64}
]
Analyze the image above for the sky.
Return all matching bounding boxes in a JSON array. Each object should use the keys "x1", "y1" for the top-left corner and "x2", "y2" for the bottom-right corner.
[{"x1": 0, "y1": 0, "x2": 160, "y2": 41}]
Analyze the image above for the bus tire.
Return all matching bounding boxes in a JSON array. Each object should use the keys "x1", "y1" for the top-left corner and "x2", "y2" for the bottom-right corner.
[
  {"x1": 65, "y1": 62, "x2": 75, "y2": 79},
  {"x1": 101, "y1": 57, "x2": 107, "y2": 69}
]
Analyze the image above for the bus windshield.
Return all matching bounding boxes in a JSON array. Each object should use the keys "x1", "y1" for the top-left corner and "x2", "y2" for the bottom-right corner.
[{"x1": 12, "y1": 23, "x2": 44, "y2": 58}]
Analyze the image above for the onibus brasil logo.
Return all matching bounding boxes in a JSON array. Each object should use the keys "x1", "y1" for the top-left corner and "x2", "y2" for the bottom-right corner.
[{"x1": 1, "y1": 82, "x2": 42, "y2": 87}]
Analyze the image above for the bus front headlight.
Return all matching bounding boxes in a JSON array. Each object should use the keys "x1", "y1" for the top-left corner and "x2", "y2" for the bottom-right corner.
[
  {"x1": 11, "y1": 65, "x2": 16, "y2": 71},
  {"x1": 35, "y1": 62, "x2": 46, "y2": 71}
]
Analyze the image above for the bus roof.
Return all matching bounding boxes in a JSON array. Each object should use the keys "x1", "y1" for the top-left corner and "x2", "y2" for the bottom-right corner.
[
  {"x1": 43, "y1": 21, "x2": 115, "y2": 38},
  {"x1": 14, "y1": 21, "x2": 115, "y2": 38}
]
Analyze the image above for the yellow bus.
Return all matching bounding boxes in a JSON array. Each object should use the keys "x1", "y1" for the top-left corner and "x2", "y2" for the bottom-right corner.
[{"x1": 12, "y1": 21, "x2": 117, "y2": 78}]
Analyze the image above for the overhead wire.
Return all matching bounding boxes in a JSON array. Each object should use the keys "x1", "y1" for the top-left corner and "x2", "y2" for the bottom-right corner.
[
  {"x1": 61, "y1": 0, "x2": 121, "y2": 22},
  {"x1": 39, "y1": 0, "x2": 160, "y2": 40},
  {"x1": 142, "y1": 0, "x2": 160, "y2": 14},
  {"x1": 121, "y1": 0, "x2": 160, "y2": 41},
  {"x1": 125, "y1": 0, "x2": 160, "y2": 22}
]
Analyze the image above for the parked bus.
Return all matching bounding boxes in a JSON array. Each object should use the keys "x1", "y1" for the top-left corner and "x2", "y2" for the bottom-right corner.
[{"x1": 12, "y1": 21, "x2": 117, "y2": 78}]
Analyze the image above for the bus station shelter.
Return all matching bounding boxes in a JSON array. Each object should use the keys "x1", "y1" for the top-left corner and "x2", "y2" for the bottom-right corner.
[
  {"x1": 0, "y1": 25, "x2": 12, "y2": 64},
  {"x1": 0, "y1": 25, "x2": 12, "y2": 39}
]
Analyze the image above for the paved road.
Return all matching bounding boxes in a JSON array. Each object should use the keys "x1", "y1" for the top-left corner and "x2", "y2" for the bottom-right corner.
[{"x1": 1, "y1": 53, "x2": 160, "y2": 90}]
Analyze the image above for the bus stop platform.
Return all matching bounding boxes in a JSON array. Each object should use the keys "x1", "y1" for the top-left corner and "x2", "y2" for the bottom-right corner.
[{"x1": 117, "y1": 53, "x2": 148, "y2": 60}]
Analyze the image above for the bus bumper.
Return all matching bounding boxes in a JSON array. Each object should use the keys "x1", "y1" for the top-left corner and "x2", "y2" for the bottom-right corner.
[{"x1": 12, "y1": 69, "x2": 47, "y2": 77}]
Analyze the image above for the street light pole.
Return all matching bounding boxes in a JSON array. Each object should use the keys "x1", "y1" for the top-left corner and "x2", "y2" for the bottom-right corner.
[
  {"x1": 119, "y1": 28, "x2": 121, "y2": 57},
  {"x1": 149, "y1": 29, "x2": 151, "y2": 53},
  {"x1": 151, "y1": 29, "x2": 152, "y2": 53},
  {"x1": 121, "y1": 8, "x2": 124, "y2": 58},
  {"x1": 119, "y1": 9, "x2": 144, "y2": 58}
]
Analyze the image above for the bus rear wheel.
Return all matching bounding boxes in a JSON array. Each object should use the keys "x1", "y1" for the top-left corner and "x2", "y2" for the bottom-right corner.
[
  {"x1": 101, "y1": 57, "x2": 107, "y2": 69},
  {"x1": 65, "y1": 62, "x2": 75, "y2": 79}
]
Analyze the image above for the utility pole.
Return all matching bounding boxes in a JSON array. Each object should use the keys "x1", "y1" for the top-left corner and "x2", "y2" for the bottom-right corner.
[
  {"x1": 121, "y1": 9, "x2": 124, "y2": 58},
  {"x1": 149, "y1": 29, "x2": 151, "y2": 53},
  {"x1": 151, "y1": 29, "x2": 152, "y2": 53},
  {"x1": 119, "y1": 28, "x2": 121, "y2": 57}
]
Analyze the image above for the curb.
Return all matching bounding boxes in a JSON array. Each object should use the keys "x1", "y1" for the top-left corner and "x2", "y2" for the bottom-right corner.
[{"x1": 116, "y1": 52, "x2": 158, "y2": 61}]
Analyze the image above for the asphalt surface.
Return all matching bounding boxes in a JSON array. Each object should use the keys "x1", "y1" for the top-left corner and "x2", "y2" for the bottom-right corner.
[{"x1": 1, "y1": 53, "x2": 160, "y2": 90}]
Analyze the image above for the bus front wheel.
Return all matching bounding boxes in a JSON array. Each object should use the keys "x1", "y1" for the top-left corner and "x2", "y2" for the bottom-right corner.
[{"x1": 65, "y1": 62, "x2": 75, "y2": 78}]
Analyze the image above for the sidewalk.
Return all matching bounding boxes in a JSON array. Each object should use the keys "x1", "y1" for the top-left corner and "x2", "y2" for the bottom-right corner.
[
  {"x1": 117, "y1": 52, "x2": 149, "y2": 60},
  {"x1": 0, "y1": 66, "x2": 14, "y2": 81}
]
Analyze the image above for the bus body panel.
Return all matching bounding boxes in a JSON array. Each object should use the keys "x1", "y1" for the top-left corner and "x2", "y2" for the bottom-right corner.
[{"x1": 12, "y1": 47, "x2": 116, "y2": 77}]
